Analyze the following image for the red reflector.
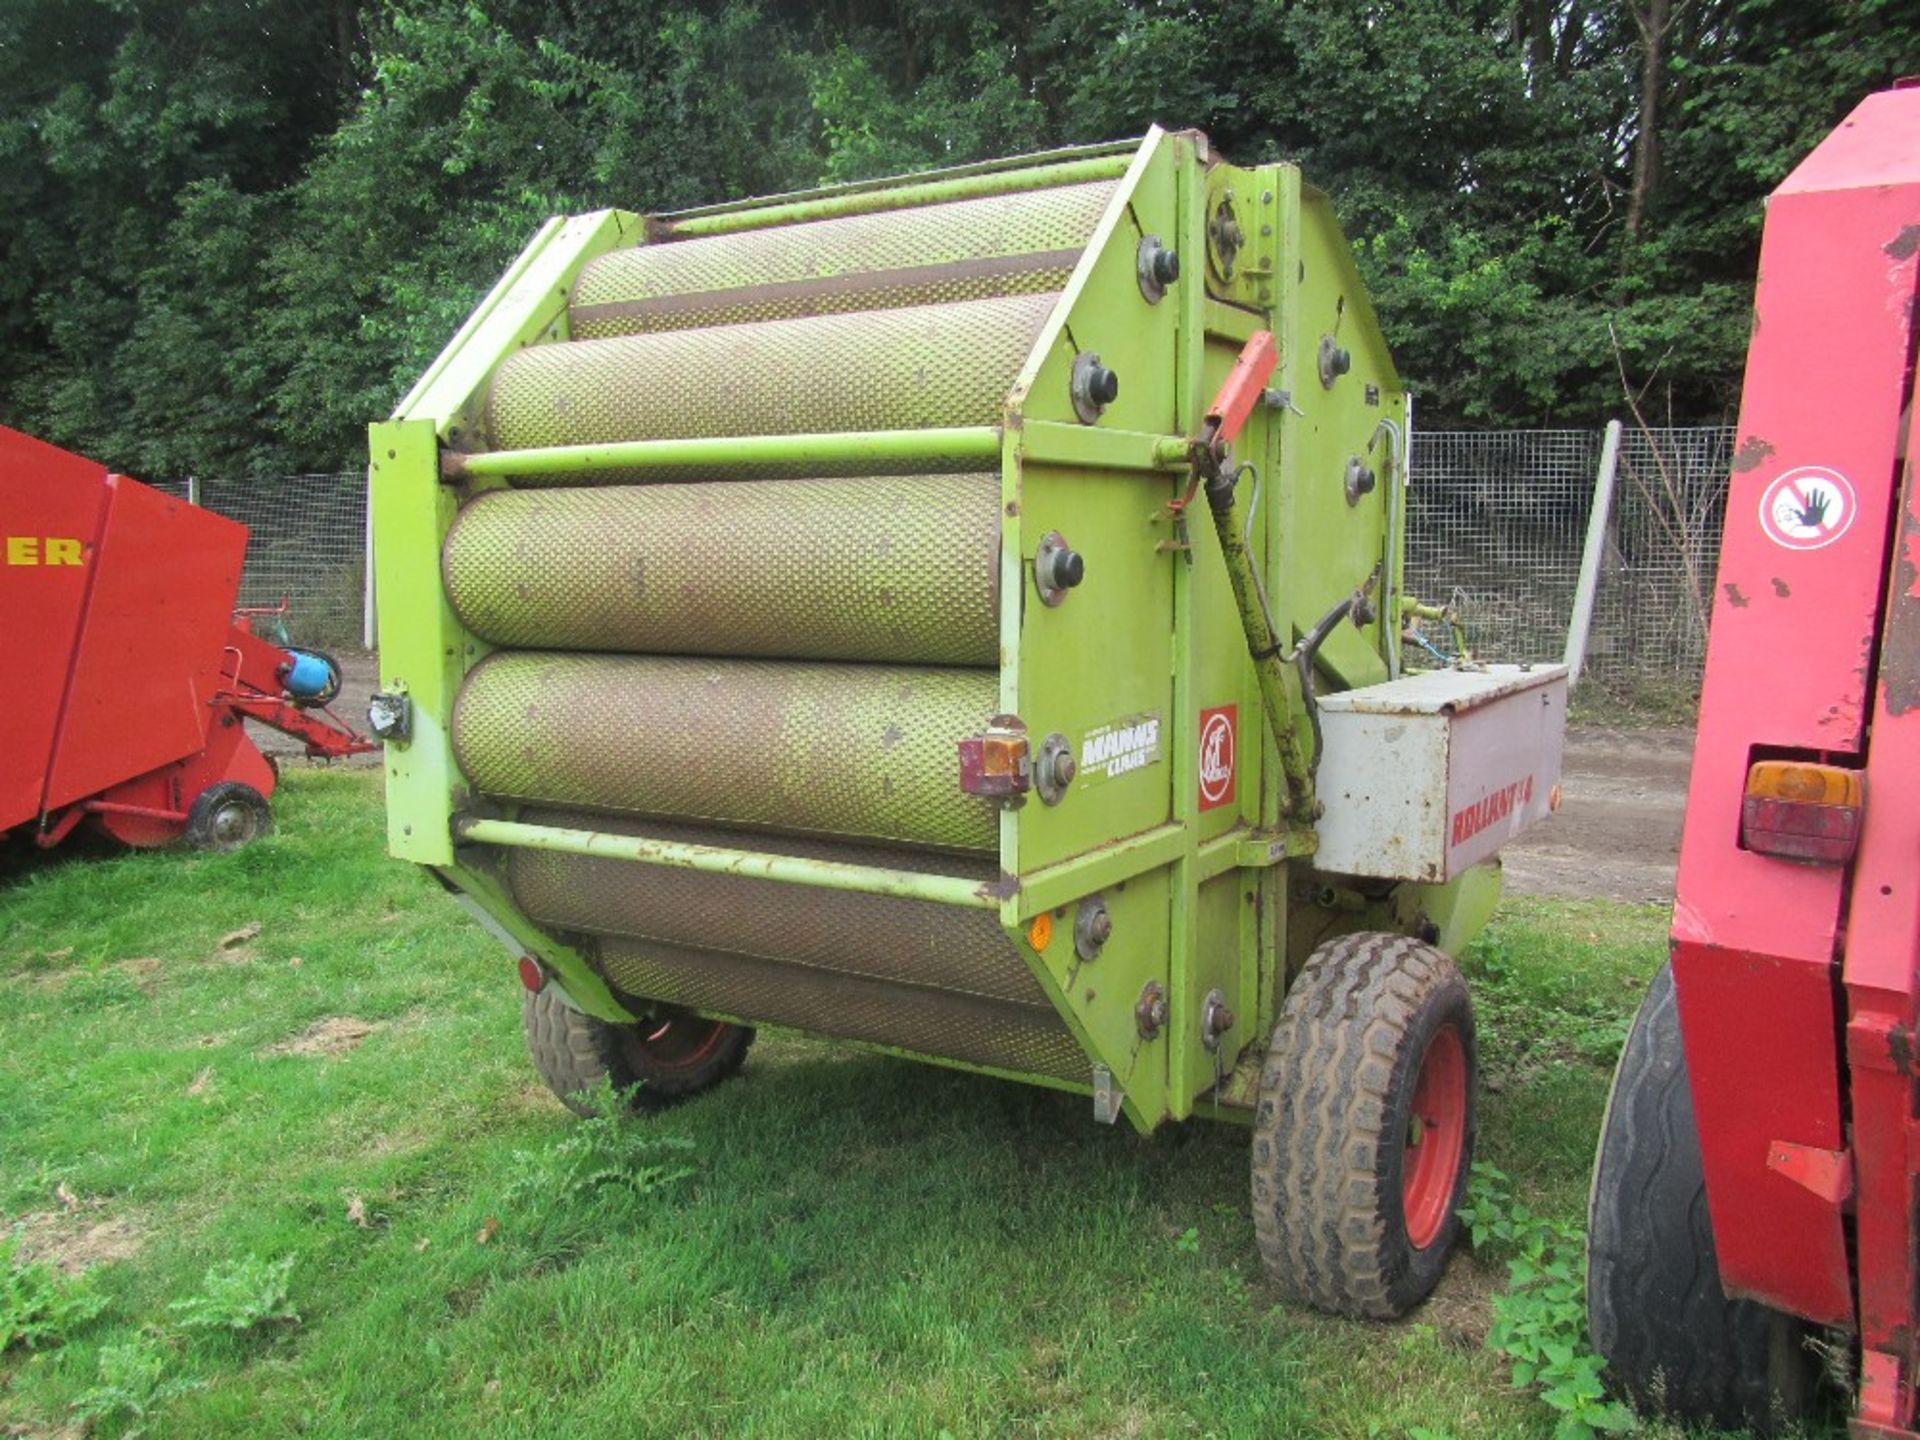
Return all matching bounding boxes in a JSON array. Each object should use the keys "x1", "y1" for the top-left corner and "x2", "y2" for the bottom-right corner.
[
  {"x1": 957, "y1": 728, "x2": 1031, "y2": 798},
  {"x1": 1740, "y1": 795, "x2": 1862, "y2": 864},
  {"x1": 516, "y1": 955, "x2": 546, "y2": 993}
]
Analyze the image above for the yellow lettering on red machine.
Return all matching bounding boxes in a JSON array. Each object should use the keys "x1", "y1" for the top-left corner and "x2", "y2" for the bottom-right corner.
[{"x1": 5, "y1": 536, "x2": 85, "y2": 565}]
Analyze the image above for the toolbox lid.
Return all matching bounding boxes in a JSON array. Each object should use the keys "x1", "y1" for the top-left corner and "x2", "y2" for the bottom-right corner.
[{"x1": 1314, "y1": 663, "x2": 1569, "y2": 717}]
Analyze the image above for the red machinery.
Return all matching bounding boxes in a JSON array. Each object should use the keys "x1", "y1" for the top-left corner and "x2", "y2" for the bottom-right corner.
[
  {"x1": 1, "y1": 425, "x2": 375, "y2": 853},
  {"x1": 1588, "y1": 84, "x2": 1920, "y2": 1436}
]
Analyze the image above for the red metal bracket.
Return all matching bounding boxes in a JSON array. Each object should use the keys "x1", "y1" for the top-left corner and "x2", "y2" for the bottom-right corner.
[
  {"x1": 220, "y1": 694, "x2": 375, "y2": 761},
  {"x1": 1766, "y1": 1140, "x2": 1855, "y2": 1206},
  {"x1": 1169, "y1": 332, "x2": 1278, "y2": 518},
  {"x1": 1849, "y1": 1013, "x2": 1920, "y2": 1077},
  {"x1": 1205, "y1": 331, "x2": 1278, "y2": 449},
  {"x1": 1856, "y1": 1351, "x2": 1914, "y2": 1435}
]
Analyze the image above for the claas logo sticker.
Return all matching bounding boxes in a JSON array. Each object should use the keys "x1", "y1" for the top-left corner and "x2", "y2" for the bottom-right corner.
[{"x1": 6, "y1": 536, "x2": 86, "y2": 566}]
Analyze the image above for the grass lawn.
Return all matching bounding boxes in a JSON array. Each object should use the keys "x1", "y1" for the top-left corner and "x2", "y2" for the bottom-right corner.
[{"x1": 1, "y1": 769, "x2": 1728, "y2": 1438}]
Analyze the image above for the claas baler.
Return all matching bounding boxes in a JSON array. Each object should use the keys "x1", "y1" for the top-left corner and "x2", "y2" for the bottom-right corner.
[{"x1": 370, "y1": 130, "x2": 1566, "y2": 1317}]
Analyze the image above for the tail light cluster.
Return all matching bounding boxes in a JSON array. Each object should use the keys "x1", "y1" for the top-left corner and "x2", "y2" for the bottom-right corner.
[{"x1": 1741, "y1": 760, "x2": 1864, "y2": 865}]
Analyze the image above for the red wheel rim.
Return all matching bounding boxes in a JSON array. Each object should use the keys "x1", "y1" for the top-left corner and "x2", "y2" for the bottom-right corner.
[
  {"x1": 633, "y1": 1015, "x2": 729, "y2": 1073},
  {"x1": 1401, "y1": 1023, "x2": 1468, "y2": 1251}
]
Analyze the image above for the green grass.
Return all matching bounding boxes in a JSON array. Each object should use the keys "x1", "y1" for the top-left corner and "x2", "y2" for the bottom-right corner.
[{"x1": 0, "y1": 772, "x2": 1720, "y2": 1438}]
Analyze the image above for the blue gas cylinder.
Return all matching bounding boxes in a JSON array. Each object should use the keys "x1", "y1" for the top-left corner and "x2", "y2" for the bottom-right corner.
[{"x1": 284, "y1": 650, "x2": 336, "y2": 700}]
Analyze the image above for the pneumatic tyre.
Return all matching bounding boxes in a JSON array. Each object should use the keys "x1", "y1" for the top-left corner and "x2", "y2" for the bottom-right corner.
[
  {"x1": 522, "y1": 985, "x2": 753, "y2": 1117},
  {"x1": 185, "y1": 782, "x2": 273, "y2": 851},
  {"x1": 1587, "y1": 963, "x2": 1818, "y2": 1433},
  {"x1": 1252, "y1": 931, "x2": 1477, "y2": 1318}
]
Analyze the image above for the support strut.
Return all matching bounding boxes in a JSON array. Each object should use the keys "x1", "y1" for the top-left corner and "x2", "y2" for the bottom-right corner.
[{"x1": 1178, "y1": 332, "x2": 1316, "y2": 827}]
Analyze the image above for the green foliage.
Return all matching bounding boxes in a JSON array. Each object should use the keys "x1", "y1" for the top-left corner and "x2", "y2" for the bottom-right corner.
[
  {"x1": 68, "y1": 1336, "x2": 207, "y2": 1439},
  {"x1": 1, "y1": 0, "x2": 1916, "y2": 478},
  {"x1": 1461, "y1": 1164, "x2": 1639, "y2": 1439},
  {"x1": 0, "y1": 1231, "x2": 107, "y2": 1353},
  {"x1": 165, "y1": 1254, "x2": 299, "y2": 1333},
  {"x1": 500, "y1": 1080, "x2": 697, "y2": 1209}
]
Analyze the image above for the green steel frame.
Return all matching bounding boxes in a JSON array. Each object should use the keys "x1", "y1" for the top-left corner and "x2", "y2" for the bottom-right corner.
[{"x1": 371, "y1": 129, "x2": 1488, "y2": 1134}]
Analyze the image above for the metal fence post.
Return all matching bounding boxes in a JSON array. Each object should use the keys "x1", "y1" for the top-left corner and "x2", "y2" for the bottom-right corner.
[
  {"x1": 186, "y1": 474, "x2": 201, "y2": 506},
  {"x1": 1564, "y1": 419, "x2": 1623, "y2": 683},
  {"x1": 363, "y1": 470, "x2": 376, "y2": 652}
]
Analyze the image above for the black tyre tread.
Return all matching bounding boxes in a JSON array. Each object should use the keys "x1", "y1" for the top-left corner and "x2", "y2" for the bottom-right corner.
[
  {"x1": 1252, "y1": 931, "x2": 1475, "y2": 1319},
  {"x1": 1587, "y1": 963, "x2": 1814, "y2": 1433},
  {"x1": 521, "y1": 986, "x2": 752, "y2": 1117}
]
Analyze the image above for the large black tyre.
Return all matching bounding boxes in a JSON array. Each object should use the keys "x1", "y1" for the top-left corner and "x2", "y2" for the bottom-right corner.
[
  {"x1": 522, "y1": 985, "x2": 753, "y2": 1117},
  {"x1": 1253, "y1": 931, "x2": 1478, "y2": 1319},
  {"x1": 185, "y1": 782, "x2": 273, "y2": 851},
  {"x1": 1587, "y1": 963, "x2": 1819, "y2": 1433}
]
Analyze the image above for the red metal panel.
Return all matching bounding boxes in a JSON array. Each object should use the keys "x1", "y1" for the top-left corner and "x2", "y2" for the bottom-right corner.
[
  {"x1": 1671, "y1": 85, "x2": 1920, "y2": 1326},
  {"x1": 1840, "y1": 375, "x2": 1920, "y2": 1435},
  {"x1": 0, "y1": 427, "x2": 112, "y2": 831},
  {"x1": 43, "y1": 477, "x2": 248, "y2": 812},
  {"x1": 88, "y1": 709, "x2": 276, "y2": 848}
]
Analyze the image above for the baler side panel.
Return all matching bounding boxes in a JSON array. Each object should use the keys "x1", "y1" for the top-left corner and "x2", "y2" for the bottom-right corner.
[
  {"x1": 1842, "y1": 353, "x2": 1920, "y2": 1427},
  {"x1": 44, "y1": 479, "x2": 247, "y2": 815},
  {"x1": 1670, "y1": 84, "x2": 1920, "y2": 1328},
  {"x1": 1284, "y1": 193, "x2": 1399, "y2": 693},
  {"x1": 994, "y1": 131, "x2": 1183, "y2": 1124},
  {"x1": 0, "y1": 426, "x2": 110, "y2": 831}
]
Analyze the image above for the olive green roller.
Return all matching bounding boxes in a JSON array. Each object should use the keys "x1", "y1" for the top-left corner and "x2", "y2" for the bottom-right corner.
[
  {"x1": 452, "y1": 653, "x2": 998, "y2": 850},
  {"x1": 569, "y1": 181, "x2": 1114, "y2": 338},
  {"x1": 592, "y1": 937, "x2": 1091, "y2": 1081},
  {"x1": 484, "y1": 291, "x2": 1056, "y2": 453},
  {"x1": 505, "y1": 811, "x2": 1034, "y2": 1004},
  {"x1": 442, "y1": 475, "x2": 999, "y2": 665}
]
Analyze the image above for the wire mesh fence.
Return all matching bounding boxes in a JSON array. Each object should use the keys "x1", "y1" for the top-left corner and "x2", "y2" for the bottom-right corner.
[
  {"x1": 161, "y1": 425, "x2": 1738, "y2": 699},
  {"x1": 1405, "y1": 424, "x2": 1735, "y2": 700},
  {"x1": 155, "y1": 473, "x2": 369, "y2": 650}
]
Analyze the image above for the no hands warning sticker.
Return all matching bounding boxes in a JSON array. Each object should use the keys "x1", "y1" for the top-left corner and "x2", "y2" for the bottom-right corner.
[{"x1": 1758, "y1": 467, "x2": 1856, "y2": 551}]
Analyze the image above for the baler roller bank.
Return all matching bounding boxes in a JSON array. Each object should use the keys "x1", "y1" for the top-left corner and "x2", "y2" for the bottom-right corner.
[{"x1": 372, "y1": 131, "x2": 1566, "y2": 1319}]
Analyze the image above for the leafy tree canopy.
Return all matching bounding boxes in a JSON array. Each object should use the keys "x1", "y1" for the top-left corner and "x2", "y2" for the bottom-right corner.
[{"x1": 0, "y1": 0, "x2": 1912, "y2": 476}]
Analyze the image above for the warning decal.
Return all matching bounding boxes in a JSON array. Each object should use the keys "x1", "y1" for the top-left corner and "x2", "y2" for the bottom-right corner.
[
  {"x1": 1198, "y1": 705, "x2": 1236, "y2": 811},
  {"x1": 1758, "y1": 466, "x2": 1855, "y2": 551}
]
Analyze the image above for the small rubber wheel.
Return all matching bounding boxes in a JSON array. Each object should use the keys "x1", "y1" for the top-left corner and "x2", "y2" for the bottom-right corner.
[
  {"x1": 1252, "y1": 931, "x2": 1477, "y2": 1319},
  {"x1": 1587, "y1": 963, "x2": 1818, "y2": 1433},
  {"x1": 184, "y1": 782, "x2": 273, "y2": 851},
  {"x1": 522, "y1": 984, "x2": 752, "y2": 1117}
]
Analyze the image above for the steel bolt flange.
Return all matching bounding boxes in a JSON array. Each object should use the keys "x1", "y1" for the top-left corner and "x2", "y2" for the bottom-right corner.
[
  {"x1": 1200, "y1": 987, "x2": 1235, "y2": 1052},
  {"x1": 1033, "y1": 530, "x2": 1086, "y2": 607},
  {"x1": 1074, "y1": 894, "x2": 1112, "y2": 960},
  {"x1": 1136, "y1": 235, "x2": 1181, "y2": 303},
  {"x1": 1070, "y1": 351, "x2": 1120, "y2": 424},
  {"x1": 1136, "y1": 980, "x2": 1168, "y2": 1040},
  {"x1": 1318, "y1": 335, "x2": 1352, "y2": 389},
  {"x1": 1035, "y1": 733, "x2": 1077, "y2": 806},
  {"x1": 1345, "y1": 457, "x2": 1377, "y2": 506}
]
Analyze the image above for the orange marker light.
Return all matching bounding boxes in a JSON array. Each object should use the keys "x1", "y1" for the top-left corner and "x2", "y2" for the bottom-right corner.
[{"x1": 1027, "y1": 913, "x2": 1054, "y2": 951}]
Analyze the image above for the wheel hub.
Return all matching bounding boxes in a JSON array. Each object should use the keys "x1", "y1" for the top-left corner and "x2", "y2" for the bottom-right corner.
[
  {"x1": 211, "y1": 802, "x2": 256, "y2": 845},
  {"x1": 1401, "y1": 1023, "x2": 1468, "y2": 1251}
]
